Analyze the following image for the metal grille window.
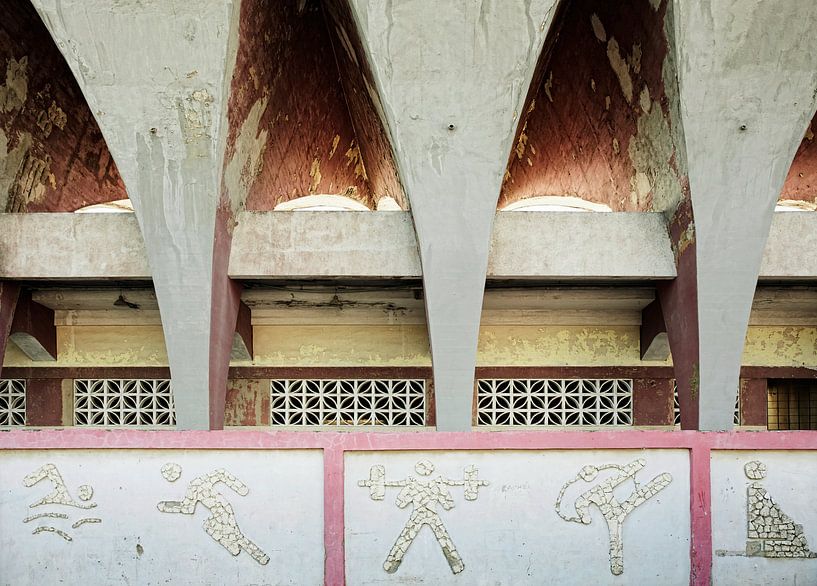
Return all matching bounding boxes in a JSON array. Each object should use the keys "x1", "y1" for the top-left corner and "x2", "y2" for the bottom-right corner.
[
  {"x1": 269, "y1": 379, "x2": 426, "y2": 426},
  {"x1": 767, "y1": 380, "x2": 817, "y2": 430},
  {"x1": 476, "y1": 379, "x2": 632, "y2": 427},
  {"x1": 74, "y1": 379, "x2": 175, "y2": 426},
  {"x1": 0, "y1": 379, "x2": 25, "y2": 427},
  {"x1": 673, "y1": 381, "x2": 740, "y2": 425}
]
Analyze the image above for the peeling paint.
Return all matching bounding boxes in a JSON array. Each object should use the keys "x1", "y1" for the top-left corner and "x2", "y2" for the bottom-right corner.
[
  {"x1": 606, "y1": 38, "x2": 633, "y2": 103},
  {"x1": 543, "y1": 72, "x2": 554, "y2": 102},
  {"x1": 224, "y1": 96, "x2": 269, "y2": 217},
  {"x1": 36, "y1": 101, "x2": 68, "y2": 137},
  {"x1": 590, "y1": 14, "x2": 606, "y2": 42},
  {"x1": 628, "y1": 100, "x2": 684, "y2": 212},
  {"x1": 515, "y1": 121, "x2": 529, "y2": 159},
  {"x1": 328, "y1": 134, "x2": 340, "y2": 159},
  {"x1": 179, "y1": 88, "x2": 215, "y2": 146},
  {"x1": 7, "y1": 149, "x2": 51, "y2": 212},
  {"x1": 639, "y1": 86, "x2": 651, "y2": 114},
  {"x1": 627, "y1": 44, "x2": 642, "y2": 74},
  {"x1": 345, "y1": 140, "x2": 368, "y2": 180},
  {"x1": 0, "y1": 56, "x2": 28, "y2": 114},
  {"x1": 309, "y1": 157, "x2": 322, "y2": 193},
  {"x1": 743, "y1": 327, "x2": 817, "y2": 367},
  {"x1": 0, "y1": 128, "x2": 31, "y2": 211}
]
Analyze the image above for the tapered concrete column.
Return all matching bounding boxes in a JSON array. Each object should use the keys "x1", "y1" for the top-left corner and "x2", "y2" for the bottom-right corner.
[
  {"x1": 33, "y1": 0, "x2": 243, "y2": 429},
  {"x1": 0, "y1": 281, "x2": 20, "y2": 378},
  {"x1": 671, "y1": 0, "x2": 817, "y2": 430},
  {"x1": 349, "y1": 0, "x2": 560, "y2": 430}
]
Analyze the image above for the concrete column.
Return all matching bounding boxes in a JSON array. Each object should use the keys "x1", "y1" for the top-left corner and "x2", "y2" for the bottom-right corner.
[
  {"x1": 671, "y1": 0, "x2": 817, "y2": 430},
  {"x1": 0, "y1": 281, "x2": 20, "y2": 378},
  {"x1": 33, "y1": 0, "x2": 242, "y2": 429},
  {"x1": 349, "y1": 0, "x2": 561, "y2": 430}
]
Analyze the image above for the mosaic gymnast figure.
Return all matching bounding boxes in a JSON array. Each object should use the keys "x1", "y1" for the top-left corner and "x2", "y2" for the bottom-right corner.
[{"x1": 157, "y1": 463, "x2": 270, "y2": 565}]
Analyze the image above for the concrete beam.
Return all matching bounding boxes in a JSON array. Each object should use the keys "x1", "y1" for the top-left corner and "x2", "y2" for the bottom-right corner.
[
  {"x1": 640, "y1": 298, "x2": 669, "y2": 362},
  {"x1": 488, "y1": 212, "x2": 676, "y2": 279},
  {"x1": 0, "y1": 281, "x2": 20, "y2": 378},
  {"x1": 33, "y1": 0, "x2": 242, "y2": 429},
  {"x1": 349, "y1": 0, "x2": 561, "y2": 430},
  {"x1": 672, "y1": 0, "x2": 817, "y2": 430},
  {"x1": 0, "y1": 213, "x2": 150, "y2": 280},
  {"x1": 9, "y1": 289, "x2": 56, "y2": 362},
  {"x1": 4, "y1": 210, "x2": 817, "y2": 281}
]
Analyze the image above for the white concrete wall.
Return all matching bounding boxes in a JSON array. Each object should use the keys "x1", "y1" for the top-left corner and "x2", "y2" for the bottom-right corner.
[
  {"x1": 345, "y1": 450, "x2": 689, "y2": 585},
  {"x1": 0, "y1": 449, "x2": 324, "y2": 585},
  {"x1": 711, "y1": 450, "x2": 817, "y2": 585}
]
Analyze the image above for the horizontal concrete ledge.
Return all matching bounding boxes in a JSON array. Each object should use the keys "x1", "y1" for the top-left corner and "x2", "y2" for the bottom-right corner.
[
  {"x1": 489, "y1": 212, "x2": 676, "y2": 279},
  {"x1": 0, "y1": 213, "x2": 150, "y2": 279},
  {"x1": 229, "y1": 211, "x2": 421, "y2": 278},
  {"x1": 759, "y1": 212, "x2": 817, "y2": 279},
  {"x1": 1, "y1": 211, "x2": 813, "y2": 281}
]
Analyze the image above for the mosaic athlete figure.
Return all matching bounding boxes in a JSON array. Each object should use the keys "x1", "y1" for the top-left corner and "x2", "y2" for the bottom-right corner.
[
  {"x1": 157, "y1": 463, "x2": 270, "y2": 565},
  {"x1": 359, "y1": 459, "x2": 487, "y2": 574},
  {"x1": 555, "y1": 458, "x2": 672, "y2": 575}
]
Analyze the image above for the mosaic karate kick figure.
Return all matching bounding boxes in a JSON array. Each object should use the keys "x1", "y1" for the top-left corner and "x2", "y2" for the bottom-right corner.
[
  {"x1": 555, "y1": 458, "x2": 672, "y2": 575},
  {"x1": 359, "y1": 459, "x2": 488, "y2": 574},
  {"x1": 157, "y1": 463, "x2": 270, "y2": 565},
  {"x1": 22, "y1": 463, "x2": 102, "y2": 541}
]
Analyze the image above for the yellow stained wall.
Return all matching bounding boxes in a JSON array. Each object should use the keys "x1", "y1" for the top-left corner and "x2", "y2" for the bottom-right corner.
[
  {"x1": 743, "y1": 326, "x2": 817, "y2": 367},
  {"x1": 2, "y1": 325, "x2": 168, "y2": 367},
  {"x1": 2, "y1": 324, "x2": 814, "y2": 368}
]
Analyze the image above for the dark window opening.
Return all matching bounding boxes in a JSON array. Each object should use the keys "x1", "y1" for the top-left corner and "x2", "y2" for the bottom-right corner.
[{"x1": 767, "y1": 380, "x2": 817, "y2": 430}]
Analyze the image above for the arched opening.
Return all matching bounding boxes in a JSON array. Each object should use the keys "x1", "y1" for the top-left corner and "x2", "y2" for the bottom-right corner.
[
  {"x1": 223, "y1": 0, "x2": 404, "y2": 213},
  {"x1": 273, "y1": 194, "x2": 370, "y2": 212},
  {"x1": 500, "y1": 196, "x2": 612, "y2": 213},
  {"x1": 0, "y1": 0, "x2": 128, "y2": 213},
  {"x1": 499, "y1": 0, "x2": 685, "y2": 214},
  {"x1": 780, "y1": 112, "x2": 817, "y2": 210}
]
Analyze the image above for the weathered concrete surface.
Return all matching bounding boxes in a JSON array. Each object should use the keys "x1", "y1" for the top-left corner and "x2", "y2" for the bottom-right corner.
[
  {"x1": 3, "y1": 211, "x2": 815, "y2": 282},
  {"x1": 349, "y1": 0, "x2": 561, "y2": 429},
  {"x1": 229, "y1": 211, "x2": 421, "y2": 278},
  {"x1": 0, "y1": 1, "x2": 127, "y2": 213},
  {"x1": 760, "y1": 212, "x2": 817, "y2": 279},
  {"x1": 501, "y1": 0, "x2": 687, "y2": 214},
  {"x1": 672, "y1": 0, "x2": 817, "y2": 429},
  {"x1": 0, "y1": 213, "x2": 150, "y2": 279},
  {"x1": 32, "y1": 0, "x2": 242, "y2": 428},
  {"x1": 488, "y1": 212, "x2": 675, "y2": 279}
]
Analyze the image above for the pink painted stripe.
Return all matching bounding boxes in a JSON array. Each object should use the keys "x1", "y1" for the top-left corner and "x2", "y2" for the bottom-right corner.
[
  {"x1": 2, "y1": 428, "x2": 817, "y2": 450},
  {"x1": 689, "y1": 445, "x2": 712, "y2": 586},
  {"x1": 324, "y1": 444, "x2": 345, "y2": 586}
]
